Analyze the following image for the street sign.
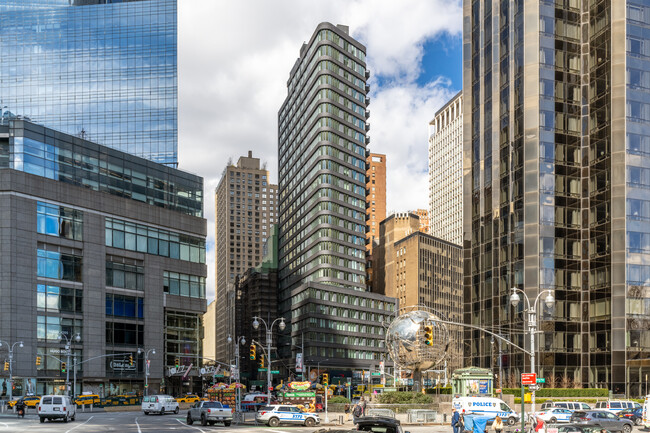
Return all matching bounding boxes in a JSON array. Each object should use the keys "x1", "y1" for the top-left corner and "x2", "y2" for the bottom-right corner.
[
  {"x1": 371, "y1": 372, "x2": 381, "y2": 376},
  {"x1": 528, "y1": 384, "x2": 540, "y2": 391},
  {"x1": 258, "y1": 368, "x2": 268, "y2": 372},
  {"x1": 536, "y1": 378, "x2": 545, "y2": 383},
  {"x1": 271, "y1": 370, "x2": 280, "y2": 374},
  {"x1": 521, "y1": 373, "x2": 536, "y2": 385}
]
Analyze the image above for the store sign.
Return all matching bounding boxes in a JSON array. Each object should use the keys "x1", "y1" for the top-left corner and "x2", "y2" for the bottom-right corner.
[{"x1": 110, "y1": 360, "x2": 136, "y2": 372}]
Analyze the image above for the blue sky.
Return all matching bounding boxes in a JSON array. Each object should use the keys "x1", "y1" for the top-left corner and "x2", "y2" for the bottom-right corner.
[{"x1": 418, "y1": 34, "x2": 463, "y2": 89}]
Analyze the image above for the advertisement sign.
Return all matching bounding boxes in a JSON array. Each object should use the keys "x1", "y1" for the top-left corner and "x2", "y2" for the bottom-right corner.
[
  {"x1": 478, "y1": 380, "x2": 489, "y2": 394},
  {"x1": 296, "y1": 353, "x2": 303, "y2": 373}
]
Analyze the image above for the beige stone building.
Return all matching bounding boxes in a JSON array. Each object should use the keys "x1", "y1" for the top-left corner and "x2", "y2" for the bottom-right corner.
[
  {"x1": 209, "y1": 151, "x2": 278, "y2": 365},
  {"x1": 374, "y1": 213, "x2": 463, "y2": 372}
]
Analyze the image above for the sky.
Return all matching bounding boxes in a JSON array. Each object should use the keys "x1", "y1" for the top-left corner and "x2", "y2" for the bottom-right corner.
[{"x1": 177, "y1": 0, "x2": 463, "y2": 302}]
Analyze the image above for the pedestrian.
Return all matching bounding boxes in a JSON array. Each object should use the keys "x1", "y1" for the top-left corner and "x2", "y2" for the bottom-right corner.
[
  {"x1": 452, "y1": 408, "x2": 461, "y2": 433},
  {"x1": 359, "y1": 396, "x2": 367, "y2": 416},
  {"x1": 344, "y1": 402, "x2": 351, "y2": 421},
  {"x1": 493, "y1": 416, "x2": 504, "y2": 433},
  {"x1": 352, "y1": 402, "x2": 363, "y2": 423}
]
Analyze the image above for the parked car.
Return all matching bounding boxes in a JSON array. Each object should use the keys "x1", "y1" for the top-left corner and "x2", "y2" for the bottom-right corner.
[
  {"x1": 452, "y1": 396, "x2": 520, "y2": 425},
  {"x1": 186, "y1": 400, "x2": 233, "y2": 426},
  {"x1": 555, "y1": 402, "x2": 592, "y2": 411},
  {"x1": 617, "y1": 408, "x2": 643, "y2": 426},
  {"x1": 594, "y1": 401, "x2": 638, "y2": 414},
  {"x1": 355, "y1": 416, "x2": 409, "y2": 433},
  {"x1": 73, "y1": 394, "x2": 100, "y2": 406},
  {"x1": 557, "y1": 424, "x2": 617, "y2": 433},
  {"x1": 256, "y1": 404, "x2": 319, "y2": 427},
  {"x1": 536, "y1": 408, "x2": 574, "y2": 423},
  {"x1": 570, "y1": 410, "x2": 633, "y2": 433},
  {"x1": 541, "y1": 401, "x2": 556, "y2": 410},
  {"x1": 141, "y1": 395, "x2": 179, "y2": 415},
  {"x1": 38, "y1": 395, "x2": 76, "y2": 423}
]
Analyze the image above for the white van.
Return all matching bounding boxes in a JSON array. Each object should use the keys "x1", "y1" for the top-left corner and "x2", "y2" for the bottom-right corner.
[
  {"x1": 594, "y1": 400, "x2": 639, "y2": 414},
  {"x1": 142, "y1": 395, "x2": 179, "y2": 415},
  {"x1": 38, "y1": 395, "x2": 76, "y2": 423},
  {"x1": 452, "y1": 396, "x2": 520, "y2": 425},
  {"x1": 642, "y1": 395, "x2": 650, "y2": 429},
  {"x1": 554, "y1": 401, "x2": 591, "y2": 411}
]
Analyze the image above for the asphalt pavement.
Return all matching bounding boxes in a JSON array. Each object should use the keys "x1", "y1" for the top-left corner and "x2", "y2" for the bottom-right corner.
[{"x1": 0, "y1": 411, "x2": 647, "y2": 433}]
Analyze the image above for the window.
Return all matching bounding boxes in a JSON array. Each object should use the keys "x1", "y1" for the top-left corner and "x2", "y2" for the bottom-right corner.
[
  {"x1": 37, "y1": 249, "x2": 82, "y2": 281},
  {"x1": 106, "y1": 322, "x2": 144, "y2": 346},
  {"x1": 106, "y1": 261, "x2": 144, "y2": 290},
  {"x1": 37, "y1": 316, "x2": 82, "y2": 341},
  {"x1": 37, "y1": 284, "x2": 82, "y2": 314},
  {"x1": 37, "y1": 202, "x2": 83, "y2": 240},
  {"x1": 105, "y1": 218, "x2": 205, "y2": 264},
  {"x1": 106, "y1": 294, "x2": 144, "y2": 319},
  {"x1": 163, "y1": 271, "x2": 206, "y2": 298}
]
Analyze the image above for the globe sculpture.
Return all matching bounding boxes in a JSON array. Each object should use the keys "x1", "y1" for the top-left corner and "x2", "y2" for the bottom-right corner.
[{"x1": 385, "y1": 309, "x2": 450, "y2": 372}]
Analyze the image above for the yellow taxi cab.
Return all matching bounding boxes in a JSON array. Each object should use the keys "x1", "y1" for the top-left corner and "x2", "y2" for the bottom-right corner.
[
  {"x1": 74, "y1": 394, "x2": 100, "y2": 405},
  {"x1": 7, "y1": 396, "x2": 41, "y2": 408},
  {"x1": 176, "y1": 394, "x2": 200, "y2": 403}
]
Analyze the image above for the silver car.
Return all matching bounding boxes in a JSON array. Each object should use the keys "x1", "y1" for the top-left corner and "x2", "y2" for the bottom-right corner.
[{"x1": 255, "y1": 405, "x2": 320, "y2": 427}]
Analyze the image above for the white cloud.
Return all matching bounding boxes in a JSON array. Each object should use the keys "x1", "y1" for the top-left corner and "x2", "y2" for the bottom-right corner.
[{"x1": 177, "y1": 0, "x2": 462, "y2": 302}]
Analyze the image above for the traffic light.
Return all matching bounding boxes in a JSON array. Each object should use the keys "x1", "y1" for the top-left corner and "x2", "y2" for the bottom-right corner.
[
  {"x1": 175, "y1": 357, "x2": 180, "y2": 368},
  {"x1": 3, "y1": 361, "x2": 8, "y2": 371},
  {"x1": 129, "y1": 355, "x2": 134, "y2": 366},
  {"x1": 36, "y1": 356, "x2": 41, "y2": 366},
  {"x1": 322, "y1": 373, "x2": 329, "y2": 386},
  {"x1": 249, "y1": 344, "x2": 256, "y2": 360},
  {"x1": 424, "y1": 325, "x2": 433, "y2": 346},
  {"x1": 61, "y1": 362, "x2": 66, "y2": 373},
  {"x1": 259, "y1": 354, "x2": 265, "y2": 368}
]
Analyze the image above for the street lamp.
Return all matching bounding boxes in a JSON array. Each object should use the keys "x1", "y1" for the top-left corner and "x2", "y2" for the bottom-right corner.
[
  {"x1": 0, "y1": 340, "x2": 23, "y2": 402},
  {"x1": 510, "y1": 287, "x2": 555, "y2": 416},
  {"x1": 137, "y1": 347, "x2": 156, "y2": 396},
  {"x1": 59, "y1": 332, "x2": 81, "y2": 397},
  {"x1": 227, "y1": 335, "x2": 246, "y2": 412},
  {"x1": 252, "y1": 316, "x2": 285, "y2": 405},
  {"x1": 315, "y1": 358, "x2": 331, "y2": 423}
]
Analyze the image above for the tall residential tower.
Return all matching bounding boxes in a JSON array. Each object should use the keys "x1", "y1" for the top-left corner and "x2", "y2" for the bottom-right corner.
[
  {"x1": 0, "y1": 0, "x2": 178, "y2": 165},
  {"x1": 278, "y1": 23, "x2": 396, "y2": 375},
  {"x1": 211, "y1": 152, "x2": 277, "y2": 364},
  {"x1": 464, "y1": 0, "x2": 650, "y2": 394}
]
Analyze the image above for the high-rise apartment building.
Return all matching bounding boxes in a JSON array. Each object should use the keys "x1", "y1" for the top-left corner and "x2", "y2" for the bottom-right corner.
[
  {"x1": 429, "y1": 91, "x2": 463, "y2": 245},
  {"x1": 211, "y1": 152, "x2": 278, "y2": 365},
  {"x1": 373, "y1": 213, "x2": 463, "y2": 372},
  {"x1": 278, "y1": 23, "x2": 396, "y2": 374},
  {"x1": 366, "y1": 153, "x2": 387, "y2": 253},
  {"x1": 0, "y1": 120, "x2": 206, "y2": 397},
  {"x1": 463, "y1": 0, "x2": 650, "y2": 394},
  {"x1": 0, "y1": 0, "x2": 178, "y2": 165}
]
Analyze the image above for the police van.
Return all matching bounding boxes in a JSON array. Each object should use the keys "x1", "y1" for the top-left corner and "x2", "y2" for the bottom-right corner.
[
  {"x1": 642, "y1": 395, "x2": 650, "y2": 429},
  {"x1": 452, "y1": 397, "x2": 520, "y2": 425}
]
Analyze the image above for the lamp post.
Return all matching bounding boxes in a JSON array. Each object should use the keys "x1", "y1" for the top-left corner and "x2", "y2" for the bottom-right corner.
[
  {"x1": 510, "y1": 287, "x2": 555, "y2": 416},
  {"x1": 315, "y1": 358, "x2": 330, "y2": 423},
  {"x1": 227, "y1": 335, "x2": 246, "y2": 412},
  {"x1": 252, "y1": 316, "x2": 286, "y2": 405},
  {"x1": 137, "y1": 347, "x2": 156, "y2": 396},
  {"x1": 59, "y1": 332, "x2": 81, "y2": 397},
  {"x1": 0, "y1": 340, "x2": 23, "y2": 402}
]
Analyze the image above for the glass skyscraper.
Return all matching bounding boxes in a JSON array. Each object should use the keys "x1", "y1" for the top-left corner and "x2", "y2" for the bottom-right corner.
[
  {"x1": 0, "y1": 0, "x2": 177, "y2": 166},
  {"x1": 464, "y1": 0, "x2": 650, "y2": 395}
]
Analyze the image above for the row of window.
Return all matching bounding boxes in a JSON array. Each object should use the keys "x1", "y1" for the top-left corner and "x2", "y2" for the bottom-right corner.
[
  {"x1": 37, "y1": 202, "x2": 83, "y2": 241},
  {"x1": 105, "y1": 217, "x2": 205, "y2": 263}
]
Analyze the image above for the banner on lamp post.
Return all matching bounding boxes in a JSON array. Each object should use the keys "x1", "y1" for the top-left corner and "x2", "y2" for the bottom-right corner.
[{"x1": 296, "y1": 353, "x2": 303, "y2": 373}]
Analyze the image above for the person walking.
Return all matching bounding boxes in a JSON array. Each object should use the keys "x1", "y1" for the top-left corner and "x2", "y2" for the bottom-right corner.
[
  {"x1": 359, "y1": 396, "x2": 367, "y2": 416},
  {"x1": 452, "y1": 408, "x2": 461, "y2": 433},
  {"x1": 344, "y1": 402, "x2": 351, "y2": 422},
  {"x1": 493, "y1": 416, "x2": 504, "y2": 433}
]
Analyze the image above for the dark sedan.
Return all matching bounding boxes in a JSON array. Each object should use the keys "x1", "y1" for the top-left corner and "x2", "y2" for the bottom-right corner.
[
  {"x1": 557, "y1": 425, "x2": 617, "y2": 433},
  {"x1": 569, "y1": 410, "x2": 633, "y2": 433},
  {"x1": 617, "y1": 408, "x2": 643, "y2": 426}
]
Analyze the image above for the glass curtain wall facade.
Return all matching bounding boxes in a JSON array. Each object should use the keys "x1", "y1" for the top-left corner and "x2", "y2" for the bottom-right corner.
[
  {"x1": 0, "y1": 0, "x2": 177, "y2": 165},
  {"x1": 278, "y1": 23, "x2": 396, "y2": 371},
  {"x1": 463, "y1": 0, "x2": 650, "y2": 395}
]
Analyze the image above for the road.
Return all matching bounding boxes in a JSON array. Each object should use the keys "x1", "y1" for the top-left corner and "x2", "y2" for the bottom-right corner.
[{"x1": 0, "y1": 411, "x2": 647, "y2": 433}]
